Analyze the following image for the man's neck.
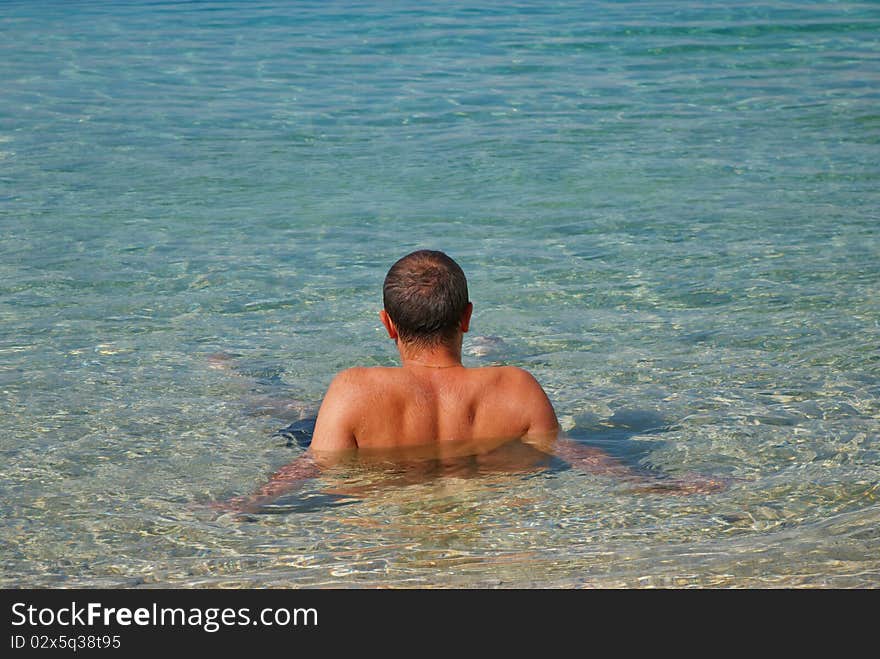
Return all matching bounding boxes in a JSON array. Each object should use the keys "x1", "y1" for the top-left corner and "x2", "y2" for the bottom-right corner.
[{"x1": 398, "y1": 340, "x2": 463, "y2": 369}]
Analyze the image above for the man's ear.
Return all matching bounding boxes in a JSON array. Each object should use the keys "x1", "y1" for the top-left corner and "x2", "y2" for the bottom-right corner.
[
  {"x1": 379, "y1": 310, "x2": 398, "y2": 339},
  {"x1": 460, "y1": 302, "x2": 473, "y2": 333}
]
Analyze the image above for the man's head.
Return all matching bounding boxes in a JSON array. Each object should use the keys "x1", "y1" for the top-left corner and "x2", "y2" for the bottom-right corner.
[{"x1": 381, "y1": 250, "x2": 471, "y2": 348}]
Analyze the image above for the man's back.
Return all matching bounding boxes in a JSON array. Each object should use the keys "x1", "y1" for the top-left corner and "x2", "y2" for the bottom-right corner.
[
  {"x1": 218, "y1": 250, "x2": 723, "y2": 512},
  {"x1": 310, "y1": 364, "x2": 559, "y2": 453}
]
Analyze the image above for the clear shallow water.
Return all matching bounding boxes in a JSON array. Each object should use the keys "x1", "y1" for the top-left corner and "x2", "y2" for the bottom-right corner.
[{"x1": 1, "y1": 0, "x2": 879, "y2": 588}]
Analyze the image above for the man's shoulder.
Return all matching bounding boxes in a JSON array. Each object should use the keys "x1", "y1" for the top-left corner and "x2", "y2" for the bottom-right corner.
[
  {"x1": 473, "y1": 365, "x2": 557, "y2": 436},
  {"x1": 319, "y1": 368, "x2": 393, "y2": 417},
  {"x1": 476, "y1": 365, "x2": 542, "y2": 385},
  {"x1": 468, "y1": 365, "x2": 549, "y2": 403},
  {"x1": 327, "y1": 366, "x2": 400, "y2": 390}
]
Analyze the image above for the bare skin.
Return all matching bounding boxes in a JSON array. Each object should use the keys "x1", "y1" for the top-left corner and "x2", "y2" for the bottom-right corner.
[
  {"x1": 311, "y1": 306, "x2": 559, "y2": 452},
  {"x1": 216, "y1": 304, "x2": 723, "y2": 513}
]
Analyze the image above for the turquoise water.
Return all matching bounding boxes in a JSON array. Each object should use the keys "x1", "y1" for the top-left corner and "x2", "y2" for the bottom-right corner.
[{"x1": 2, "y1": 0, "x2": 879, "y2": 587}]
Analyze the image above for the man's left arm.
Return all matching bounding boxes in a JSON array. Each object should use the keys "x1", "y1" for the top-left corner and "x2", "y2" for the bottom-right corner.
[
  {"x1": 310, "y1": 368, "x2": 360, "y2": 452},
  {"x1": 215, "y1": 371, "x2": 359, "y2": 512},
  {"x1": 249, "y1": 370, "x2": 361, "y2": 501}
]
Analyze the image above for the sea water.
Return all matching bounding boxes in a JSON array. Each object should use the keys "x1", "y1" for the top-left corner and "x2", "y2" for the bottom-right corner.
[{"x1": 1, "y1": 0, "x2": 878, "y2": 587}]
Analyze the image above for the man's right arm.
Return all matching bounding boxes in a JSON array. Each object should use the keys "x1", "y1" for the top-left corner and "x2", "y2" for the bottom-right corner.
[
  {"x1": 551, "y1": 437, "x2": 726, "y2": 494},
  {"x1": 509, "y1": 367, "x2": 559, "y2": 444},
  {"x1": 508, "y1": 369, "x2": 724, "y2": 495}
]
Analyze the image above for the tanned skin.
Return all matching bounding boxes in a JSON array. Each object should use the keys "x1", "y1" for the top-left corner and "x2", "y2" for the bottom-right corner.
[
  {"x1": 312, "y1": 304, "x2": 558, "y2": 453},
  {"x1": 227, "y1": 303, "x2": 565, "y2": 510},
  {"x1": 218, "y1": 259, "x2": 723, "y2": 512}
]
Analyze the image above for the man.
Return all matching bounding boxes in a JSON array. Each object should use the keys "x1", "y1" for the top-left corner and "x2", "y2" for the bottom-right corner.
[
  {"x1": 312, "y1": 249, "x2": 559, "y2": 452},
  {"x1": 225, "y1": 250, "x2": 719, "y2": 510}
]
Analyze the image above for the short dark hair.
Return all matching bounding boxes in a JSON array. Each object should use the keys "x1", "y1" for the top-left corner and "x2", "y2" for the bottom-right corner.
[{"x1": 382, "y1": 250, "x2": 469, "y2": 347}]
